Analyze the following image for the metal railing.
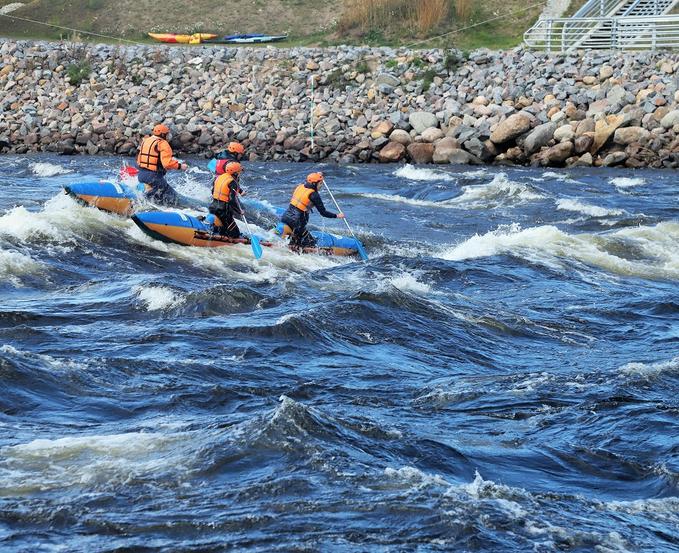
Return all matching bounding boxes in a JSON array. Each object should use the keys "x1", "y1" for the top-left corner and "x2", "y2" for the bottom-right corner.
[
  {"x1": 574, "y1": 0, "x2": 627, "y2": 17},
  {"x1": 524, "y1": 14, "x2": 679, "y2": 50}
]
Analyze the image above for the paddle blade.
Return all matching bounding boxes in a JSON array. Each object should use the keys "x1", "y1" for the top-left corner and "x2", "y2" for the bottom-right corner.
[
  {"x1": 356, "y1": 241, "x2": 369, "y2": 261},
  {"x1": 250, "y1": 235, "x2": 263, "y2": 259}
]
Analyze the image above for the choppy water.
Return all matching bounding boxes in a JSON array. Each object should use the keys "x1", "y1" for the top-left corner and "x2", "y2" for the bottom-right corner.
[{"x1": 0, "y1": 154, "x2": 678, "y2": 552}]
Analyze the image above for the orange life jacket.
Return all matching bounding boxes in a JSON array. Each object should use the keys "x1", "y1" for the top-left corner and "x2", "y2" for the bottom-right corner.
[
  {"x1": 289, "y1": 184, "x2": 315, "y2": 212},
  {"x1": 137, "y1": 136, "x2": 163, "y2": 173},
  {"x1": 212, "y1": 173, "x2": 235, "y2": 202}
]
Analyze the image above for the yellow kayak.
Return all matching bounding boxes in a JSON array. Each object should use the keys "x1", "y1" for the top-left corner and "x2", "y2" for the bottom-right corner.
[{"x1": 148, "y1": 33, "x2": 218, "y2": 44}]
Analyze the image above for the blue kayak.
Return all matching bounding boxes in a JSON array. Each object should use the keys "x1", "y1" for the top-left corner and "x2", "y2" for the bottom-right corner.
[{"x1": 205, "y1": 34, "x2": 288, "y2": 44}]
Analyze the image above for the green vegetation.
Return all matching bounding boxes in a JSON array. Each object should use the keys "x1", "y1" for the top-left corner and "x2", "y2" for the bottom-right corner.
[
  {"x1": 420, "y1": 68, "x2": 438, "y2": 91},
  {"x1": 0, "y1": 0, "x2": 557, "y2": 50},
  {"x1": 66, "y1": 61, "x2": 92, "y2": 86}
]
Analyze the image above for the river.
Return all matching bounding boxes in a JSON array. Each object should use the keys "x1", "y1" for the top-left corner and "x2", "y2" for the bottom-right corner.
[{"x1": 0, "y1": 155, "x2": 677, "y2": 551}]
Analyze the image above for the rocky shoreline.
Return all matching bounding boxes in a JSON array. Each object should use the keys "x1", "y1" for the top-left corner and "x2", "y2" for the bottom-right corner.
[{"x1": 2, "y1": 38, "x2": 679, "y2": 169}]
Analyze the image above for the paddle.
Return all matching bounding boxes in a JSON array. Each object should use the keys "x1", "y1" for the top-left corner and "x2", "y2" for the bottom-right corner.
[
  {"x1": 322, "y1": 179, "x2": 369, "y2": 262},
  {"x1": 235, "y1": 196, "x2": 263, "y2": 259}
]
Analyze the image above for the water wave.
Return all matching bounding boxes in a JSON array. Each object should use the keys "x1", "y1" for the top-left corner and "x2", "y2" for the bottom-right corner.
[
  {"x1": 618, "y1": 356, "x2": 679, "y2": 380},
  {"x1": 611, "y1": 177, "x2": 646, "y2": 189},
  {"x1": 440, "y1": 222, "x2": 679, "y2": 280},
  {"x1": 556, "y1": 199, "x2": 624, "y2": 218},
  {"x1": 0, "y1": 247, "x2": 42, "y2": 285},
  {"x1": 29, "y1": 162, "x2": 71, "y2": 178},
  {"x1": 359, "y1": 173, "x2": 542, "y2": 210},
  {"x1": 0, "y1": 429, "x2": 196, "y2": 494},
  {"x1": 394, "y1": 164, "x2": 454, "y2": 182},
  {"x1": 134, "y1": 285, "x2": 185, "y2": 311}
]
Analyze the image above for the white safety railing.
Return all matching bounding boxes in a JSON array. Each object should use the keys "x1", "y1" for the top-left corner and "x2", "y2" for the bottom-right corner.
[
  {"x1": 574, "y1": 0, "x2": 628, "y2": 17},
  {"x1": 524, "y1": 14, "x2": 679, "y2": 50}
]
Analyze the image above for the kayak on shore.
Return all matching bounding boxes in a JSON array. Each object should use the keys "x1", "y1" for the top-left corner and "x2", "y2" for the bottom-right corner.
[
  {"x1": 204, "y1": 34, "x2": 288, "y2": 44},
  {"x1": 148, "y1": 32, "x2": 218, "y2": 44}
]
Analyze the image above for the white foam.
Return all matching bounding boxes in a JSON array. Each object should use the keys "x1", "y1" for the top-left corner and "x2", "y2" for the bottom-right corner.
[
  {"x1": 134, "y1": 285, "x2": 184, "y2": 311},
  {"x1": 0, "y1": 344, "x2": 84, "y2": 371},
  {"x1": 0, "y1": 193, "x2": 127, "y2": 244},
  {"x1": 29, "y1": 162, "x2": 71, "y2": 177},
  {"x1": 388, "y1": 272, "x2": 433, "y2": 295},
  {"x1": 174, "y1": 172, "x2": 212, "y2": 202},
  {"x1": 440, "y1": 222, "x2": 679, "y2": 280},
  {"x1": 0, "y1": 430, "x2": 193, "y2": 493},
  {"x1": 0, "y1": 248, "x2": 42, "y2": 285},
  {"x1": 540, "y1": 170, "x2": 580, "y2": 183},
  {"x1": 618, "y1": 356, "x2": 679, "y2": 379},
  {"x1": 454, "y1": 173, "x2": 544, "y2": 207},
  {"x1": 384, "y1": 466, "x2": 450, "y2": 488},
  {"x1": 358, "y1": 192, "x2": 448, "y2": 209},
  {"x1": 394, "y1": 164, "x2": 454, "y2": 182},
  {"x1": 610, "y1": 177, "x2": 646, "y2": 189},
  {"x1": 556, "y1": 199, "x2": 624, "y2": 218}
]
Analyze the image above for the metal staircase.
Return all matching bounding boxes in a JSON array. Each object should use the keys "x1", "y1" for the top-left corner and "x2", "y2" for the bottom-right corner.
[{"x1": 524, "y1": 0, "x2": 679, "y2": 51}]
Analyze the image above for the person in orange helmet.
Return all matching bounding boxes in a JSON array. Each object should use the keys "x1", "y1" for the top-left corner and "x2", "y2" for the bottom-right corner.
[
  {"x1": 208, "y1": 142, "x2": 245, "y2": 174},
  {"x1": 216, "y1": 141, "x2": 246, "y2": 163},
  {"x1": 209, "y1": 161, "x2": 246, "y2": 238},
  {"x1": 280, "y1": 172, "x2": 344, "y2": 248},
  {"x1": 136, "y1": 123, "x2": 188, "y2": 206}
]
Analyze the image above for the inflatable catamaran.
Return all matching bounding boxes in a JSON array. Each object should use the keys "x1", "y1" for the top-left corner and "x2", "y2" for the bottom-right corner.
[{"x1": 63, "y1": 180, "x2": 367, "y2": 258}]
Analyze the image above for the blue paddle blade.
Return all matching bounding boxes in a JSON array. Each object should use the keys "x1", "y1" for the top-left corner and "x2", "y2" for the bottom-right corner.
[
  {"x1": 250, "y1": 235, "x2": 263, "y2": 259},
  {"x1": 207, "y1": 159, "x2": 217, "y2": 173},
  {"x1": 356, "y1": 241, "x2": 369, "y2": 261}
]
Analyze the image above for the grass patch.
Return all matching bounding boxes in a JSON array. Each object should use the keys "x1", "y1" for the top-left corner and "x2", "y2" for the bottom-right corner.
[{"x1": 66, "y1": 60, "x2": 91, "y2": 85}]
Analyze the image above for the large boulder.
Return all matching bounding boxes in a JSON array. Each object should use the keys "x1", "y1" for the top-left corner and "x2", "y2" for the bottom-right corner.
[
  {"x1": 574, "y1": 135, "x2": 594, "y2": 154},
  {"x1": 409, "y1": 111, "x2": 438, "y2": 134},
  {"x1": 421, "y1": 127, "x2": 444, "y2": 143},
  {"x1": 660, "y1": 109, "x2": 679, "y2": 128},
  {"x1": 554, "y1": 125, "x2": 575, "y2": 142},
  {"x1": 375, "y1": 73, "x2": 400, "y2": 88},
  {"x1": 523, "y1": 122, "x2": 555, "y2": 154},
  {"x1": 490, "y1": 114, "x2": 531, "y2": 144},
  {"x1": 407, "y1": 143, "x2": 434, "y2": 164},
  {"x1": 537, "y1": 141, "x2": 573, "y2": 166},
  {"x1": 378, "y1": 141, "x2": 406, "y2": 162},
  {"x1": 389, "y1": 129, "x2": 412, "y2": 146},
  {"x1": 591, "y1": 114, "x2": 625, "y2": 154},
  {"x1": 432, "y1": 137, "x2": 461, "y2": 163},
  {"x1": 372, "y1": 120, "x2": 394, "y2": 137},
  {"x1": 614, "y1": 126, "x2": 650, "y2": 146},
  {"x1": 448, "y1": 149, "x2": 482, "y2": 165},
  {"x1": 602, "y1": 151, "x2": 628, "y2": 166}
]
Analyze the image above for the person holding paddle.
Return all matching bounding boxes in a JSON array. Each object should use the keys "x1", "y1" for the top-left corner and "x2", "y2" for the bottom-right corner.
[
  {"x1": 209, "y1": 161, "x2": 246, "y2": 238},
  {"x1": 280, "y1": 172, "x2": 345, "y2": 249}
]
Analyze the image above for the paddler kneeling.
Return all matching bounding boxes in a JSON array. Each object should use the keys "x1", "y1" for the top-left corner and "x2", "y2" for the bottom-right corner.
[
  {"x1": 136, "y1": 123, "x2": 188, "y2": 206},
  {"x1": 280, "y1": 172, "x2": 344, "y2": 249},
  {"x1": 209, "y1": 161, "x2": 245, "y2": 238}
]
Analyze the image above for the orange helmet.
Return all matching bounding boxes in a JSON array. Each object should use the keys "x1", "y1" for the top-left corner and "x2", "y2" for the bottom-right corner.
[
  {"x1": 152, "y1": 124, "x2": 170, "y2": 137},
  {"x1": 306, "y1": 172, "x2": 324, "y2": 185},
  {"x1": 227, "y1": 142, "x2": 245, "y2": 155},
  {"x1": 225, "y1": 162, "x2": 242, "y2": 175}
]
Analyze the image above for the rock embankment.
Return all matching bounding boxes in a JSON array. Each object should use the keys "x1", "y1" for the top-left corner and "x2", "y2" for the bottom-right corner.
[{"x1": 2, "y1": 39, "x2": 679, "y2": 168}]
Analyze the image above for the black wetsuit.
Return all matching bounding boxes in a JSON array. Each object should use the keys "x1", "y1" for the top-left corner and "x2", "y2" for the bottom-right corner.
[
  {"x1": 280, "y1": 184, "x2": 338, "y2": 247},
  {"x1": 137, "y1": 168, "x2": 180, "y2": 206},
  {"x1": 208, "y1": 174, "x2": 243, "y2": 239}
]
